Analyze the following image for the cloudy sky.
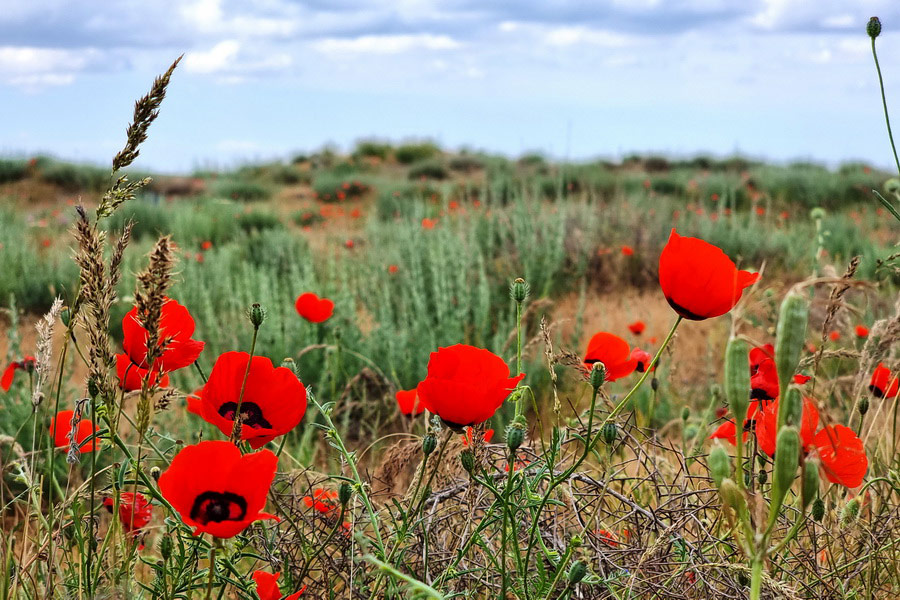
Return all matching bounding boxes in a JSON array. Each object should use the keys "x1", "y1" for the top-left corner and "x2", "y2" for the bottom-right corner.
[{"x1": 0, "y1": 0, "x2": 899, "y2": 173}]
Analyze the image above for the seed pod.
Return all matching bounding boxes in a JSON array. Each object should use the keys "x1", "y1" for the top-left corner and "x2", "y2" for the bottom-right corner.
[
  {"x1": 651, "y1": 377, "x2": 659, "y2": 391},
  {"x1": 812, "y1": 498, "x2": 825, "y2": 522},
  {"x1": 783, "y1": 387, "x2": 803, "y2": 428},
  {"x1": 339, "y1": 482, "x2": 353, "y2": 505},
  {"x1": 757, "y1": 469, "x2": 767, "y2": 485},
  {"x1": 506, "y1": 422, "x2": 526, "y2": 451},
  {"x1": 159, "y1": 535, "x2": 173, "y2": 561},
  {"x1": 724, "y1": 337, "x2": 750, "y2": 428},
  {"x1": 567, "y1": 560, "x2": 587, "y2": 585},
  {"x1": 775, "y1": 292, "x2": 808, "y2": 428},
  {"x1": 510, "y1": 278, "x2": 530, "y2": 303},
  {"x1": 841, "y1": 497, "x2": 860, "y2": 525},
  {"x1": 601, "y1": 422, "x2": 617, "y2": 445},
  {"x1": 150, "y1": 466, "x2": 161, "y2": 481},
  {"x1": 771, "y1": 426, "x2": 801, "y2": 508},
  {"x1": 708, "y1": 445, "x2": 731, "y2": 488},
  {"x1": 280, "y1": 357, "x2": 298, "y2": 374},
  {"x1": 460, "y1": 449, "x2": 475, "y2": 474},
  {"x1": 719, "y1": 478, "x2": 747, "y2": 513},
  {"x1": 248, "y1": 303, "x2": 267, "y2": 328},
  {"x1": 590, "y1": 362, "x2": 607, "y2": 390},
  {"x1": 801, "y1": 459, "x2": 819, "y2": 509},
  {"x1": 868, "y1": 16, "x2": 882, "y2": 39},
  {"x1": 422, "y1": 433, "x2": 437, "y2": 456},
  {"x1": 858, "y1": 396, "x2": 869, "y2": 416}
]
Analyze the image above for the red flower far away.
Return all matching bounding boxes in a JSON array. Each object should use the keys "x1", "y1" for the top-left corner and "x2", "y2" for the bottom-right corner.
[
  {"x1": 122, "y1": 298, "x2": 205, "y2": 373},
  {"x1": 583, "y1": 332, "x2": 638, "y2": 381},
  {"x1": 103, "y1": 492, "x2": 152, "y2": 538},
  {"x1": 158, "y1": 440, "x2": 279, "y2": 538},
  {"x1": 1, "y1": 356, "x2": 35, "y2": 391},
  {"x1": 630, "y1": 348, "x2": 654, "y2": 373},
  {"x1": 295, "y1": 292, "x2": 334, "y2": 323},
  {"x1": 303, "y1": 488, "x2": 338, "y2": 514},
  {"x1": 621, "y1": 245, "x2": 634, "y2": 256},
  {"x1": 395, "y1": 388, "x2": 425, "y2": 416},
  {"x1": 253, "y1": 571, "x2": 305, "y2": 600},
  {"x1": 115, "y1": 353, "x2": 169, "y2": 391},
  {"x1": 49, "y1": 410, "x2": 98, "y2": 453},
  {"x1": 658, "y1": 229, "x2": 759, "y2": 320},
  {"x1": 187, "y1": 352, "x2": 307, "y2": 449},
  {"x1": 869, "y1": 363, "x2": 899, "y2": 399},
  {"x1": 627, "y1": 320, "x2": 646, "y2": 335},
  {"x1": 416, "y1": 344, "x2": 524, "y2": 428},
  {"x1": 828, "y1": 330, "x2": 841, "y2": 342},
  {"x1": 855, "y1": 325, "x2": 869, "y2": 338}
]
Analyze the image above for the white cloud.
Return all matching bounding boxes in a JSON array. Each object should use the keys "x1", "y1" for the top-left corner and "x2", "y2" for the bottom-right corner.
[
  {"x1": 312, "y1": 33, "x2": 461, "y2": 55},
  {"x1": 0, "y1": 46, "x2": 99, "y2": 89},
  {"x1": 184, "y1": 40, "x2": 240, "y2": 73},
  {"x1": 543, "y1": 26, "x2": 637, "y2": 48},
  {"x1": 179, "y1": 0, "x2": 297, "y2": 38}
]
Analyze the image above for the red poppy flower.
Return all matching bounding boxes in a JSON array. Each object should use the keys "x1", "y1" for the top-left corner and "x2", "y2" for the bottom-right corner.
[
  {"x1": 49, "y1": 410, "x2": 98, "y2": 453},
  {"x1": 303, "y1": 488, "x2": 338, "y2": 514},
  {"x1": 200, "y1": 240, "x2": 213, "y2": 251},
  {"x1": 749, "y1": 344, "x2": 774, "y2": 375},
  {"x1": 583, "y1": 332, "x2": 638, "y2": 381},
  {"x1": 855, "y1": 325, "x2": 869, "y2": 338},
  {"x1": 594, "y1": 529, "x2": 619, "y2": 548},
  {"x1": 122, "y1": 298, "x2": 205, "y2": 373},
  {"x1": 158, "y1": 441, "x2": 279, "y2": 538},
  {"x1": 187, "y1": 352, "x2": 307, "y2": 449},
  {"x1": 103, "y1": 492, "x2": 152, "y2": 536},
  {"x1": 755, "y1": 397, "x2": 818, "y2": 456},
  {"x1": 252, "y1": 571, "x2": 305, "y2": 600},
  {"x1": 814, "y1": 425, "x2": 868, "y2": 488},
  {"x1": 421, "y1": 218, "x2": 436, "y2": 230},
  {"x1": 627, "y1": 320, "x2": 645, "y2": 335},
  {"x1": 630, "y1": 348, "x2": 654, "y2": 373},
  {"x1": 115, "y1": 353, "x2": 169, "y2": 391},
  {"x1": 1, "y1": 356, "x2": 35, "y2": 391},
  {"x1": 658, "y1": 229, "x2": 759, "y2": 320},
  {"x1": 461, "y1": 427, "x2": 494, "y2": 446},
  {"x1": 416, "y1": 344, "x2": 524, "y2": 428},
  {"x1": 793, "y1": 374, "x2": 811, "y2": 385},
  {"x1": 828, "y1": 331, "x2": 841, "y2": 342},
  {"x1": 869, "y1": 363, "x2": 899, "y2": 399},
  {"x1": 750, "y1": 358, "x2": 779, "y2": 401},
  {"x1": 295, "y1": 293, "x2": 334, "y2": 323},
  {"x1": 388, "y1": 264, "x2": 399, "y2": 274},
  {"x1": 621, "y1": 245, "x2": 634, "y2": 256},
  {"x1": 395, "y1": 388, "x2": 424, "y2": 416}
]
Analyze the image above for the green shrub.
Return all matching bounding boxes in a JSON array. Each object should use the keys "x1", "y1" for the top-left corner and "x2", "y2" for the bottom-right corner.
[
  {"x1": 395, "y1": 142, "x2": 440, "y2": 165},
  {"x1": 212, "y1": 178, "x2": 271, "y2": 202},
  {"x1": 408, "y1": 159, "x2": 449, "y2": 181},
  {"x1": 0, "y1": 158, "x2": 29, "y2": 184}
]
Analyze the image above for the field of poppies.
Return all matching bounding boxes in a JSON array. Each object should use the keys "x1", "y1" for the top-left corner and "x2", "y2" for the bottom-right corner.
[{"x1": 2, "y1": 23, "x2": 900, "y2": 600}]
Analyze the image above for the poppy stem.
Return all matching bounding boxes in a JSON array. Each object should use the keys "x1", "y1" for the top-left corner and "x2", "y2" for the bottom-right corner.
[
  {"x1": 204, "y1": 538, "x2": 218, "y2": 600},
  {"x1": 230, "y1": 324, "x2": 260, "y2": 444},
  {"x1": 871, "y1": 36, "x2": 900, "y2": 181}
]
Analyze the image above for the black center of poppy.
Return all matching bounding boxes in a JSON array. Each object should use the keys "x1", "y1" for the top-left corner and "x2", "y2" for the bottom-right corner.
[
  {"x1": 190, "y1": 491, "x2": 248, "y2": 524},
  {"x1": 750, "y1": 387, "x2": 776, "y2": 401},
  {"x1": 868, "y1": 384, "x2": 885, "y2": 399},
  {"x1": 665, "y1": 298, "x2": 706, "y2": 321},
  {"x1": 217, "y1": 401, "x2": 272, "y2": 429},
  {"x1": 635, "y1": 361, "x2": 647, "y2": 373}
]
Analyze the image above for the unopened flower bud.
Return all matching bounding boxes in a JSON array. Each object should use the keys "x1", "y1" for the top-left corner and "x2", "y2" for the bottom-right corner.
[
  {"x1": 510, "y1": 278, "x2": 530, "y2": 303},
  {"x1": 339, "y1": 482, "x2": 352, "y2": 505},
  {"x1": 422, "y1": 433, "x2": 437, "y2": 456},
  {"x1": 758, "y1": 469, "x2": 767, "y2": 485},
  {"x1": 801, "y1": 459, "x2": 819, "y2": 509},
  {"x1": 248, "y1": 303, "x2": 267, "y2": 328},
  {"x1": 151, "y1": 466, "x2": 161, "y2": 481},
  {"x1": 858, "y1": 396, "x2": 869, "y2": 416},
  {"x1": 812, "y1": 498, "x2": 825, "y2": 522},
  {"x1": 681, "y1": 406, "x2": 690, "y2": 421},
  {"x1": 719, "y1": 478, "x2": 746, "y2": 513},
  {"x1": 651, "y1": 377, "x2": 659, "y2": 391},
  {"x1": 841, "y1": 497, "x2": 860, "y2": 525},
  {"x1": 708, "y1": 445, "x2": 731, "y2": 488},
  {"x1": 868, "y1": 16, "x2": 882, "y2": 39},
  {"x1": 569, "y1": 535, "x2": 582, "y2": 549},
  {"x1": 460, "y1": 449, "x2": 475, "y2": 473},
  {"x1": 601, "y1": 422, "x2": 617, "y2": 445},
  {"x1": 567, "y1": 560, "x2": 587, "y2": 585},
  {"x1": 506, "y1": 421, "x2": 526, "y2": 451},
  {"x1": 280, "y1": 357, "x2": 297, "y2": 374},
  {"x1": 159, "y1": 535, "x2": 173, "y2": 561},
  {"x1": 590, "y1": 362, "x2": 606, "y2": 390}
]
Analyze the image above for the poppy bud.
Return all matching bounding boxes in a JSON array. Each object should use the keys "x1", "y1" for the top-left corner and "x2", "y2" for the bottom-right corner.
[
  {"x1": 783, "y1": 387, "x2": 803, "y2": 428},
  {"x1": 601, "y1": 422, "x2": 617, "y2": 445},
  {"x1": 886, "y1": 178, "x2": 900, "y2": 195},
  {"x1": 339, "y1": 482, "x2": 353, "y2": 505},
  {"x1": 506, "y1": 421, "x2": 526, "y2": 451},
  {"x1": 775, "y1": 292, "x2": 808, "y2": 425},
  {"x1": 867, "y1": 16, "x2": 882, "y2": 39},
  {"x1": 801, "y1": 459, "x2": 819, "y2": 509},
  {"x1": 589, "y1": 362, "x2": 606, "y2": 390},
  {"x1": 159, "y1": 535, "x2": 173, "y2": 561},
  {"x1": 858, "y1": 396, "x2": 869, "y2": 416},
  {"x1": 567, "y1": 560, "x2": 587, "y2": 585},
  {"x1": 280, "y1": 357, "x2": 298, "y2": 374},
  {"x1": 510, "y1": 277, "x2": 530, "y2": 303},
  {"x1": 150, "y1": 466, "x2": 161, "y2": 481},
  {"x1": 248, "y1": 303, "x2": 267, "y2": 328},
  {"x1": 460, "y1": 449, "x2": 475, "y2": 474},
  {"x1": 719, "y1": 478, "x2": 746, "y2": 513},
  {"x1": 708, "y1": 446, "x2": 731, "y2": 488},
  {"x1": 422, "y1": 433, "x2": 437, "y2": 456},
  {"x1": 681, "y1": 406, "x2": 690, "y2": 421},
  {"x1": 772, "y1": 426, "x2": 801, "y2": 509},
  {"x1": 651, "y1": 377, "x2": 659, "y2": 391},
  {"x1": 841, "y1": 497, "x2": 860, "y2": 525},
  {"x1": 812, "y1": 498, "x2": 825, "y2": 522},
  {"x1": 809, "y1": 207, "x2": 826, "y2": 221},
  {"x1": 569, "y1": 535, "x2": 583, "y2": 548},
  {"x1": 724, "y1": 337, "x2": 750, "y2": 428},
  {"x1": 758, "y1": 469, "x2": 767, "y2": 485}
]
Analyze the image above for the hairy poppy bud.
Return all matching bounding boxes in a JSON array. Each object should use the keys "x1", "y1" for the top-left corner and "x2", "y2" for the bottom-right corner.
[
  {"x1": 758, "y1": 469, "x2": 767, "y2": 485},
  {"x1": 886, "y1": 178, "x2": 900, "y2": 195},
  {"x1": 858, "y1": 396, "x2": 869, "y2": 416},
  {"x1": 510, "y1": 277, "x2": 530, "y2": 303},
  {"x1": 772, "y1": 426, "x2": 801, "y2": 509},
  {"x1": 783, "y1": 387, "x2": 803, "y2": 428},
  {"x1": 651, "y1": 377, "x2": 659, "y2": 391},
  {"x1": 567, "y1": 560, "x2": 587, "y2": 585},
  {"x1": 159, "y1": 535, "x2": 173, "y2": 561},
  {"x1": 339, "y1": 482, "x2": 353, "y2": 505},
  {"x1": 812, "y1": 498, "x2": 825, "y2": 522},
  {"x1": 775, "y1": 292, "x2": 808, "y2": 426},
  {"x1": 601, "y1": 422, "x2": 617, "y2": 445},
  {"x1": 590, "y1": 362, "x2": 606, "y2": 390},
  {"x1": 460, "y1": 449, "x2": 475, "y2": 473},
  {"x1": 802, "y1": 459, "x2": 819, "y2": 509},
  {"x1": 841, "y1": 497, "x2": 860, "y2": 525},
  {"x1": 724, "y1": 337, "x2": 750, "y2": 427},
  {"x1": 681, "y1": 406, "x2": 690, "y2": 421},
  {"x1": 280, "y1": 357, "x2": 298, "y2": 374},
  {"x1": 708, "y1": 446, "x2": 731, "y2": 488},
  {"x1": 506, "y1": 421, "x2": 526, "y2": 451},
  {"x1": 569, "y1": 535, "x2": 583, "y2": 548},
  {"x1": 868, "y1": 16, "x2": 882, "y2": 39},
  {"x1": 248, "y1": 303, "x2": 267, "y2": 328},
  {"x1": 422, "y1": 433, "x2": 437, "y2": 456},
  {"x1": 719, "y1": 478, "x2": 746, "y2": 513}
]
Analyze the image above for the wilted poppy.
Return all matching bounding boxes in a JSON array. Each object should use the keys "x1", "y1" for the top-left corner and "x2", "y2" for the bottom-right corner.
[
  {"x1": 122, "y1": 298, "x2": 205, "y2": 373},
  {"x1": 103, "y1": 492, "x2": 152, "y2": 538},
  {"x1": 583, "y1": 332, "x2": 638, "y2": 381},
  {"x1": 395, "y1": 388, "x2": 424, "y2": 416},
  {"x1": 187, "y1": 352, "x2": 307, "y2": 449},
  {"x1": 416, "y1": 344, "x2": 524, "y2": 428},
  {"x1": 158, "y1": 441, "x2": 279, "y2": 538},
  {"x1": 855, "y1": 325, "x2": 869, "y2": 338},
  {"x1": 869, "y1": 363, "x2": 899, "y2": 399},
  {"x1": 295, "y1": 293, "x2": 334, "y2": 323},
  {"x1": 252, "y1": 571, "x2": 305, "y2": 600},
  {"x1": 627, "y1": 321, "x2": 645, "y2": 335},
  {"x1": 115, "y1": 353, "x2": 169, "y2": 391},
  {"x1": 1, "y1": 356, "x2": 35, "y2": 391},
  {"x1": 49, "y1": 410, "x2": 98, "y2": 453},
  {"x1": 658, "y1": 229, "x2": 759, "y2": 320},
  {"x1": 630, "y1": 348, "x2": 654, "y2": 373}
]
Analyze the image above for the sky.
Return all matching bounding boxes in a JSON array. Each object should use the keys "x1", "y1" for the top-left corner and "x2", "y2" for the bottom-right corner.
[{"x1": 1, "y1": 0, "x2": 899, "y2": 173}]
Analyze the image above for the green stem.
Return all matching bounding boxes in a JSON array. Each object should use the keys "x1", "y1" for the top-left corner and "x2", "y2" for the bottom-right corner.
[
  {"x1": 750, "y1": 556, "x2": 763, "y2": 600},
  {"x1": 230, "y1": 326, "x2": 259, "y2": 443},
  {"x1": 205, "y1": 539, "x2": 218, "y2": 600},
  {"x1": 872, "y1": 37, "x2": 900, "y2": 179}
]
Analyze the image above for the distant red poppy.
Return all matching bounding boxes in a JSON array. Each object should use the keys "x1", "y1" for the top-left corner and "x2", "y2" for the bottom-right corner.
[
  {"x1": 395, "y1": 388, "x2": 424, "y2": 416},
  {"x1": 295, "y1": 293, "x2": 334, "y2": 323},
  {"x1": 103, "y1": 492, "x2": 152, "y2": 538},
  {"x1": 658, "y1": 229, "x2": 759, "y2": 320},
  {"x1": 828, "y1": 331, "x2": 840, "y2": 342},
  {"x1": 627, "y1": 320, "x2": 645, "y2": 335},
  {"x1": 421, "y1": 218, "x2": 436, "y2": 230},
  {"x1": 253, "y1": 571, "x2": 305, "y2": 600},
  {"x1": 1, "y1": 356, "x2": 35, "y2": 391},
  {"x1": 122, "y1": 298, "x2": 205, "y2": 373},
  {"x1": 350, "y1": 208, "x2": 362, "y2": 219},
  {"x1": 869, "y1": 363, "x2": 899, "y2": 399},
  {"x1": 855, "y1": 325, "x2": 869, "y2": 338},
  {"x1": 158, "y1": 441, "x2": 279, "y2": 538},
  {"x1": 621, "y1": 245, "x2": 634, "y2": 256},
  {"x1": 594, "y1": 529, "x2": 619, "y2": 548},
  {"x1": 303, "y1": 488, "x2": 338, "y2": 514},
  {"x1": 187, "y1": 352, "x2": 307, "y2": 449},
  {"x1": 583, "y1": 332, "x2": 637, "y2": 381},
  {"x1": 793, "y1": 374, "x2": 811, "y2": 384},
  {"x1": 200, "y1": 240, "x2": 213, "y2": 251},
  {"x1": 630, "y1": 347, "x2": 654, "y2": 373},
  {"x1": 115, "y1": 353, "x2": 169, "y2": 391},
  {"x1": 416, "y1": 344, "x2": 524, "y2": 428},
  {"x1": 388, "y1": 264, "x2": 399, "y2": 274},
  {"x1": 462, "y1": 427, "x2": 494, "y2": 446},
  {"x1": 49, "y1": 410, "x2": 98, "y2": 453}
]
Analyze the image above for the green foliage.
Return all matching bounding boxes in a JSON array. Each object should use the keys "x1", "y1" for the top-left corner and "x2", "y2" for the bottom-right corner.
[
  {"x1": 395, "y1": 142, "x2": 440, "y2": 165},
  {"x1": 211, "y1": 177, "x2": 271, "y2": 202},
  {"x1": 407, "y1": 159, "x2": 449, "y2": 181}
]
